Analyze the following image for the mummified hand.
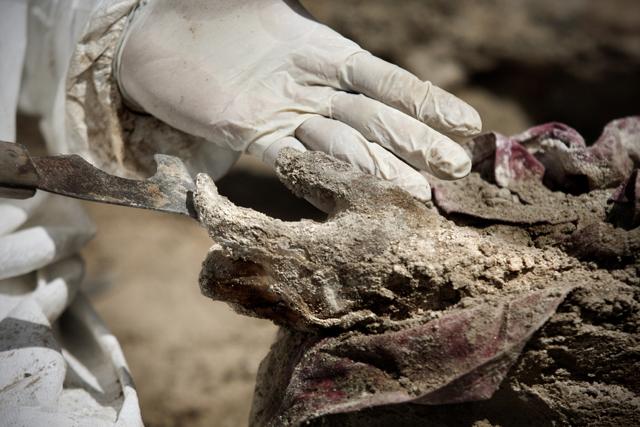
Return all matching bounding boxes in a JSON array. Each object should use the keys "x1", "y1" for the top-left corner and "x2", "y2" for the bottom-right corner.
[
  {"x1": 194, "y1": 148, "x2": 590, "y2": 331},
  {"x1": 117, "y1": 0, "x2": 482, "y2": 201}
]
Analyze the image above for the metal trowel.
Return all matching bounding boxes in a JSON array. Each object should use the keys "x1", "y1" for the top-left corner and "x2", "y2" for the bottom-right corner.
[{"x1": 0, "y1": 140, "x2": 198, "y2": 218}]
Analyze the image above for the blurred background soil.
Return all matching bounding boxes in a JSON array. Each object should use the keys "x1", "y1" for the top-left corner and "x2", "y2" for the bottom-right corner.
[{"x1": 54, "y1": 1, "x2": 639, "y2": 426}]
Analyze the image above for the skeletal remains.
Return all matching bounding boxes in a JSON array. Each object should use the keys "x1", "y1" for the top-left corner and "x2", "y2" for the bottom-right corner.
[{"x1": 195, "y1": 117, "x2": 640, "y2": 426}]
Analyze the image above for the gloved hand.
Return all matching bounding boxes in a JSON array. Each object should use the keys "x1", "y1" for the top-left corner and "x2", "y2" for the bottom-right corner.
[
  {"x1": 0, "y1": 193, "x2": 94, "y2": 330},
  {"x1": 0, "y1": 196, "x2": 143, "y2": 426},
  {"x1": 116, "y1": 0, "x2": 482, "y2": 201},
  {"x1": 0, "y1": 195, "x2": 94, "y2": 282},
  {"x1": 0, "y1": 195, "x2": 90, "y2": 415}
]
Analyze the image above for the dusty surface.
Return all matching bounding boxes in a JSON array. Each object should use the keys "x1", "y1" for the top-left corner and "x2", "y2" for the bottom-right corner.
[
  {"x1": 195, "y1": 141, "x2": 639, "y2": 425},
  {"x1": 197, "y1": 150, "x2": 592, "y2": 331}
]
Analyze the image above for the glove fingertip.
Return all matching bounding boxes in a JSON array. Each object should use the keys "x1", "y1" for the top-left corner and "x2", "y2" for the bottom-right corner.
[
  {"x1": 454, "y1": 104, "x2": 483, "y2": 137},
  {"x1": 263, "y1": 137, "x2": 307, "y2": 169},
  {"x1": 429, "y1": 86, "x2": 483, "y2": 137},
  {"x1": 428, "y1": 140, "x2": 473, "y2": 180}
]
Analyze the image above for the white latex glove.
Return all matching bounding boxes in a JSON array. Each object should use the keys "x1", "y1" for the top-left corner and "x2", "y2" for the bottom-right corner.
[
  {"x1": 0, "y1": 194, "x2": 94, "y2": 281},
  {"x1": 0, "y1": 257, "x2": 142, "y2": 427},
  {"x1": 117, "y1": 0, "x2": 482, "y2": 201},
  {"x1": 0, "y1": 197, "x2": 142, "y2": 427}
]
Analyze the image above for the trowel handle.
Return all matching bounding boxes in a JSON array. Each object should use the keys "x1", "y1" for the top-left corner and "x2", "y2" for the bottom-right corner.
[{"x1": 0, "y1": 141, "x2": 39, "y2": 200}]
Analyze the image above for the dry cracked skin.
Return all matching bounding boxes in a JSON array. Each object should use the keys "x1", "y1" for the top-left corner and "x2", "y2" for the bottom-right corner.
[{"x1": 195, "y1": 117, "x2": 640, "y2": 426}]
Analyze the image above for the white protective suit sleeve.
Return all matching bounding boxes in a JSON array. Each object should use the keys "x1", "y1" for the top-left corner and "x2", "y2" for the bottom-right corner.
[
  {"x1": 0, "y1": 0, "x2": 26, "y2": 142},
  {"x1": 64, "y1": 0, "x2": 240, "y2": 182},
  {"x1": 0, "y1": 1, "x2": 142, "y2": 426}
]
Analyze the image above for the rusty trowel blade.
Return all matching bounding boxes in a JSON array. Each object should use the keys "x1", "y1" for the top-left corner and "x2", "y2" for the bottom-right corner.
[
  {"x1": 32, "y1": 153, "x2": 198, "y2": 218},
  {"x1": 0, "y1": 140, "x2": 197, "y2": 218}
]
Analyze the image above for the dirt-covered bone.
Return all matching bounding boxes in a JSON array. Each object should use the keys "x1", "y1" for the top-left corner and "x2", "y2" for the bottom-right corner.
[
  {"x1": 197, "y1": 150, "x2": 594, "y2": 332},
  {"x1": 195, "y1": 118, "x2": 639, "y2": 426}
]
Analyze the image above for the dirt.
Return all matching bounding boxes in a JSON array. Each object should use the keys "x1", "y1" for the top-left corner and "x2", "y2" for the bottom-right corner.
[
  {"x1": 193, "y1": 145, "x2": 638, "y2": 426},
  {"x1": 301, "y1": 275, "x2": 640, "y2": 426}
]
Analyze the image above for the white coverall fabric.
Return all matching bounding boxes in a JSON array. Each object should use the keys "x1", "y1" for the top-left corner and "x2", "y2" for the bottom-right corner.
[
  {"x1": 0, "y1": 1, "x2": 143, "y2": 426},
  {"x1": 0, "y1": 0, "x2": 26, "y2": 142}
]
